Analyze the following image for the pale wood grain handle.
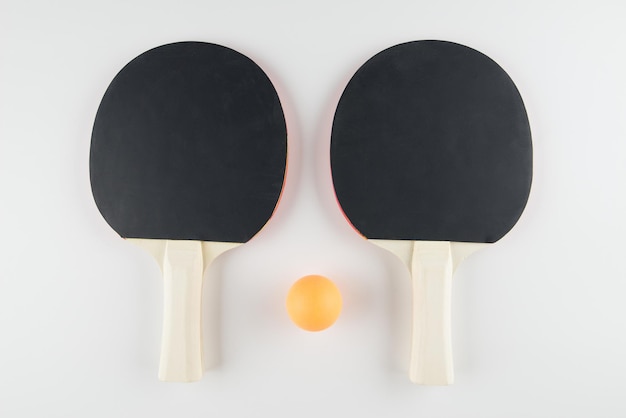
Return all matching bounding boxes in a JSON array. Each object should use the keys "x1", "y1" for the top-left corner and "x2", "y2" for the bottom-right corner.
[
  {"x1": 159, "y1": 240, "x2": 204, "y2": 382},
  {"x1": 409, "y1": 241, "x2": 454, "y2": 385},
  {"x1": 126, "y1": 239, "x2": 242, "y2": 382},
  {"x1": 370, "y1": 240, "x2": 488, "y2": 385}
]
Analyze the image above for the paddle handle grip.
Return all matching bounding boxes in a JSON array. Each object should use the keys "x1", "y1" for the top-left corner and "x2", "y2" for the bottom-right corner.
[
  {"x1": 409, "y1": 241, "x2": 454, "y2": 385},
  {"x1": 159, "y1": 240, "x2": 204, "y2": 382}
]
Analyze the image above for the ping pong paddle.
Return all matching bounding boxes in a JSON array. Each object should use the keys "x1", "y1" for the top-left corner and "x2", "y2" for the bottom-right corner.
[
  {"x1": 90, "y1": 42, "x2": 287, "y2": 382},
  {"x1": 330, "y1": 40, "x2": 532, "y2": 385}
]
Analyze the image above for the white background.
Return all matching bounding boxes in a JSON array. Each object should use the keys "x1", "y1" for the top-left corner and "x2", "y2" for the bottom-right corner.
[{"x1": 1, "y1": 0, "x2": 625, "y2": 416}]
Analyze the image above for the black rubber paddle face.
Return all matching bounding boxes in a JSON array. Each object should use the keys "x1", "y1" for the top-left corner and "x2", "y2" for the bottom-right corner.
[
  {"x1": 91, "y1": 42, "x2": 287, "y2": 243},
  {"x1": 331, "y1": 40, "x2": 532, "y2": 243}
]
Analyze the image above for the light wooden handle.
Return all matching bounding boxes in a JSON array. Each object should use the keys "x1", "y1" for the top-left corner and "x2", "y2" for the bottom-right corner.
[
  {"x1": 127, "y1": 239, "x2": 242, "y2": 382},
  {"x1": 370, "y1": 240, "x2": 487, "y2": 384},
  {"x1": 159, "y1": 240, "x2": 204, "y2": 382},
  {"x1": 409, "y1": 241, "x2": 454, "y2": 385}
]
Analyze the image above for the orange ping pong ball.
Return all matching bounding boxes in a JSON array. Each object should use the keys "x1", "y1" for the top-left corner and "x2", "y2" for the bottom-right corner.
[{"x1": 286, "y1": 275, "x2": 342, "y2": 331}]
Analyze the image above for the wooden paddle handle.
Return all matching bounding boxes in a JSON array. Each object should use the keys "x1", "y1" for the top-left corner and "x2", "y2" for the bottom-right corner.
[
  {"x1": 159, "y1": 240, "x2": 204, "y2": 382},
  {"x1": 409, "y1": 241, "x2": 454, "y2": 385}
]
